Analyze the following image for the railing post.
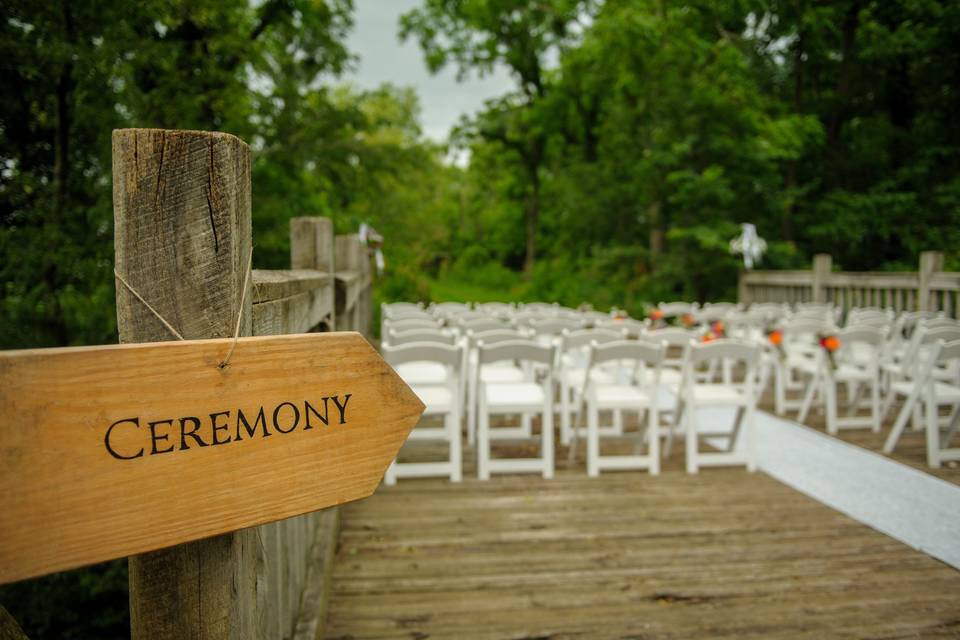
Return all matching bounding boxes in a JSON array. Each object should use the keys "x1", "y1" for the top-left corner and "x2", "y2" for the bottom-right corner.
[
  {"x1": 113, "y1": 128, "x2": 257, "y2": 639},
  {"x1": 812, "y1": 254, "x2": 832, "y2": 304},
  {"x1": 334, "y1": 234, "x2": 362, "y2": 331},
  {"x1": 291, "y1": 216, "x2": 335, "y2": 329},
  {"x1": 737, "y1": 271, "x2": 750, "y2": 307},
  {"x1": 918, "y1": 251, "x2": 944, "y2": 311},
  {"x1": 355, "y1": 236, "x2": 372, "y2": 340}
]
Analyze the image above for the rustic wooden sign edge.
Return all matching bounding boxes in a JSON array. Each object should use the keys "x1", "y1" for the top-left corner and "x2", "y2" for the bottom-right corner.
[{"x1": 0, "y1": 331, "x2": 425, "y2": 583}]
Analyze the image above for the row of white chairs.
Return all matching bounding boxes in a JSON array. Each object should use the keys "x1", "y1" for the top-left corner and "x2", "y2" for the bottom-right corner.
[
  {"x1": 381, "y1": 320, "x2": 763, "y2": 484},
  {"x1": 381, "y1": 301, "x2": 960, "y2": 475}
]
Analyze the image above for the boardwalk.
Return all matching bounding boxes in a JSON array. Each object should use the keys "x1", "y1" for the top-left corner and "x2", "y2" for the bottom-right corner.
[{"x1": 326, "y1": 438, "x2": 960, "y2": 639}]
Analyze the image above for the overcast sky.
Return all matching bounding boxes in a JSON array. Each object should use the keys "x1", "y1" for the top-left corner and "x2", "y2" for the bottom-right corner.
[{"x1": 344, "y1": 0, "x2": 515, "y2": 143}]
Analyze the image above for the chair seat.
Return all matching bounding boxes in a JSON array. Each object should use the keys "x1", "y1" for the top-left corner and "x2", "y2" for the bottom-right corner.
[
  {"x1": 638, "y1": 368, "x2": 682, "y2": 386},
  {"x1": 563, "y1": 368, "x2": 616, "y2": 388},
  {"x1": 832, "y1": 363, "x2": 873, "y2": 381},
  {"x1": 785, "y1": 355, "x2": 817, "y2": 374},
  {"x1": 688, "y1": 384, "x2": 747, "y2": 405},
  {"x1": 412, "y1": 385, "x2": 454, "y2": 412},
  {"x1": 480, "y1": 365, "x2": 526, "y2": 383},
  {"x1": 932, "y1": 382, "x2": 960, "y2": 403},
  {"x1": 595, "y1": 384, "x2": 652, "y2": 407},
  {"x1": 484, "y1": 382, "x2": 545, "y2": 407},
  {"x1": 890, "y1": 379, "x2": 960, "y2": 402},
  {"x1": 395, "y1": 361, "x2": 448, "y2": 385}
]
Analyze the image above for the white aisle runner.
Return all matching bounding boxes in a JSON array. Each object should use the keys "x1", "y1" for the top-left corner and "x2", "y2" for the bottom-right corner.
[{"x1": 698, "y1": 408, "x2": 960, "y2": 569}]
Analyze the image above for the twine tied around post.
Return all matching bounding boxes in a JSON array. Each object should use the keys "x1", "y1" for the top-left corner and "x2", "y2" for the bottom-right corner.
[{"x1": 114, "y1": 247, "x2": 254, "y2": 370}]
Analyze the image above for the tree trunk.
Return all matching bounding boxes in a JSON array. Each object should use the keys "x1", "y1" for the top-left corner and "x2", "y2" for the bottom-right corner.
[
  {"x1": 45, "y1": 0, "x2": 75, "y2": 345},
  {"x1": 783, "y1": 19, "x2": 805, "y2": 242},
  {"x1": 523, "y1": 169, "x2": 540, "y2": 276},
  {"x1": 826, "y1": 1, "x2": 861, "y2": 149},
  {"x1": 648, "y1": 200, "x2": 664, "y2": 264}
]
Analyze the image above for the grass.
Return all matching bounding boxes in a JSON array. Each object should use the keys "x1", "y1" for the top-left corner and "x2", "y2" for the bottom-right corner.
[{"x1": 428, "y1": 277, "x2": 526, "y2": 304}]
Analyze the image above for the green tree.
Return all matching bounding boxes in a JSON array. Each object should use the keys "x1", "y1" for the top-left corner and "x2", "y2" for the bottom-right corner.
[{"x1": 400, "y1": 0, "x2": 596, "y2": 274}]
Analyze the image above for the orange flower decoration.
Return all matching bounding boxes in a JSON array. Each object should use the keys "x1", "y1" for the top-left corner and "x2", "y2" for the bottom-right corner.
[
  {"x1": 681, "y1": 313, "x2": 695, "y2": 327},
  {"x1": 820, "y1": 335, "x2": 840, "y2": 352},
  {"x1": 710, "y1": 321, "x2": 725, "y2": 336},
  {"x1": 701, "y1": 331, "x2": 717, "y2": 343},
  {"x1": 649, "y1": 309, "x2": 665, "y2": 321},
  {"x1": 768, "y1": 329, "x2": 783, "y2": 346}
]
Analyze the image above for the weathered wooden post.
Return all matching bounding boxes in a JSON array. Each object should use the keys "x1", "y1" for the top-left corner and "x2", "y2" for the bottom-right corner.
[
  {"x1": 811, "y1": 254, "x2": 832, "y2": 304},
  {"x1": 918, "y1": 251, "x2": 944, "y2": 312},
  {"x1": 737, "y1": 271, "x2": 750, "y2": 307},
  {"x1": 356, "y1": 235, "x2": 373, "y2": 340},
  {"x1": 290, "y1": 216, "x2": 336, "y2": 330},
  {"x1": 334, "y1": 234, "x2": 362, "y2": 332},
  {"x1": 113, "y1": 128, "x2": 258, "y2": 639}
]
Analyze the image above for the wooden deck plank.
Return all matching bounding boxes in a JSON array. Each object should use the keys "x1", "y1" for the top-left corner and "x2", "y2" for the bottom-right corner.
[{"x1": 325, "y1": 438, "x2": 960, "y2": 639}]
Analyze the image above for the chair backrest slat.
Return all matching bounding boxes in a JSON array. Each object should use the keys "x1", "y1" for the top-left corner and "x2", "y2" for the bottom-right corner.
[
  {"x1": 477, "y1": 340, "x2": 554, "y2": 366},
  {"x1": 387, "y1": 329, "x2": 455, "y2": 346},
  {"x1": 382, "y1": 342, "x2": 461, "y2": 368},
  {"x1": 561, "y1": 328, "x2": 625, "y2": 350},
  {"x1": 589, "y1": 340, "x2": 666, "y2": 366}
]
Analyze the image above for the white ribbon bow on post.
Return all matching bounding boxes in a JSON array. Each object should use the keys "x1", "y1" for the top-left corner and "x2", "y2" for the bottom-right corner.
[
  {"x1": 729, "y1": 223, "x2": 767, "y2": 270},
  {"x1": 359, "y1": 222, "x2": 385, "y2": 276}
]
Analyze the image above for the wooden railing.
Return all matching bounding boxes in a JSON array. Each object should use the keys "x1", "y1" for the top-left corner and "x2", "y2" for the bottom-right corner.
[
  {"x1": 110, "y1": 129, "x2": 372, "y2": 640},
  {"x1": 738, "y1": 251, "x2": 960, "y2": 317},
  {"x1": 249, "y1": 217, "x2": 372, "y2": 639}
]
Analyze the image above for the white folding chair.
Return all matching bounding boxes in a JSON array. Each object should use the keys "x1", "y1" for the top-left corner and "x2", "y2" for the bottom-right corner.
[
  {"x1": 476, "y1": 340, "x2": 555, "y2": 480},
  {"x1": 773, "y1": 318, "x2": 834, "y2": 416},
  {"x1": 385, "y1": 329, "x2": 457, "y2": 386},
  {"x1": 797, "y1": 326, "x2": 885, "y2": 434},
  {"x1": 464, "y1": 328, "x2": 529, "y2": 445},
  {"x1": 677, "y1": 340, "x2": 761, "y2": 474},
  {"x1": 557, "y1": 328, "x2": 624, "y2": 445},
  {"x1": 382, "y1": 342, "x2": 462, "y2": 484},
  {"x1": 638, "y1": 328, "x2": 697, "y2": 457},
  {"x1": 883, "y1": 327, "x2": 960, "y2": 454},
  {"x1": 582, "y1": 340, "x2": 666, "y2": 476},
  {"x1": 919, "y1": 339, "x2": 960, "y2": 467}
]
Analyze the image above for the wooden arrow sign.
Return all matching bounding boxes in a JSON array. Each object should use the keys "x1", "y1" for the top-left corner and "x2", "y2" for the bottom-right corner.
[{"x1": 0, "y1": 332, "x2": 424, "y2": 584}]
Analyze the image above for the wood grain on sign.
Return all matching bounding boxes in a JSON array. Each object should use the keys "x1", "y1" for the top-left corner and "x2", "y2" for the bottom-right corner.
[{"x1": 0, "y1": 332, "x2": 424, "y2": 584}]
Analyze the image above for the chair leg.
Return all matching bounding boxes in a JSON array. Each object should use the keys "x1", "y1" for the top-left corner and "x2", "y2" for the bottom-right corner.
[
  {"x1": 926, "y1": 392, "x2": 941, "y2": 468},
  {"x1": 846, "y1": 382, "x2": 864, "y2": 417},
  {"x1": 467, "y1": 374, "x2": 477, "y2": 447},
  {"x1": 825, "y1": 377, "x2": 839, "y2": 435},
  {"x1": 797, "y1": 370, "x2": 818, "y2": 424},
  {"x1": 613, "y1": 409, "x2": 623, "y2": 435},
  {"x1": 542, "y1": 393, "x2": 554, "y2": 480},
  {"x1": 521, "y1": 412, "x2": 532, "y2": 438},
  {"x1": 560, "y1": 381, "x2": 571, "y2": 445},
  {"x1": 870, "y1": 378, "x2": 881, "y2": 433},
  {"x1": 477, "y1": 391, "x2": 490, "y2": 481},
  {"x1": 685, "y1": 399, "x2": 698, "y2": 474},
  {"x1": 665, "y1": 398, "x2": 683, "y2": 459},
  {"x1": 384, "y1": 460, "x2": 397, "y2": 486},
  {"x1": 943, "y1": 408, "x2": 960, "y2": 447},
  {"x1": 880, "y1": 384, "x2": 896, "y2": 424},
  {"x1": 649, "y1": 405, "x2": 660, "y2": 476},
  {"x1": 448, "y1": 411, "x2": 462, "y2": 483},
  {"x1": 883, "y1": 390, "x2": 917, "y2": 454},
  {"x1": 745, "y1": 405, "x2": 757, "y2": 473},
  {"x1": 775, "y1": 365, "x2": 786, "y2": 415},
  {"x1": 587, "y1": 399, "x2": 599, "y2": 478}
]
